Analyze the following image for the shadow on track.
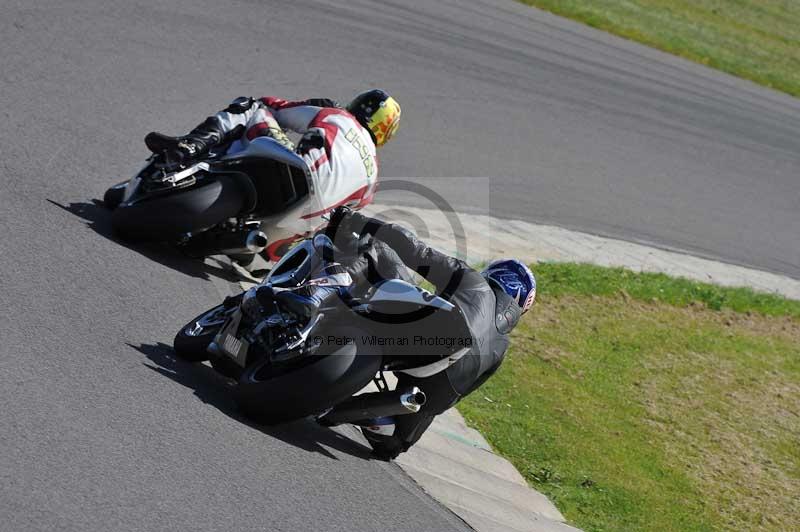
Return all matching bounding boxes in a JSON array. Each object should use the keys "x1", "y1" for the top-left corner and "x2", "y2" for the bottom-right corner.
[
  {"x1": 127, "y1": 341, "x2": 375, "y2": 462},
  {"x1": 46, "y1": 198, "x2": 242, "y2": 283}
]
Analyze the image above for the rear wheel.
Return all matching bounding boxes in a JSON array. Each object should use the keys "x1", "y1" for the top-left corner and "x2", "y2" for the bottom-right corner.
[
  {"x1": 103, "y1": 180, "x2": 128, "y2": 210},
  {"x1": 234, "y1": 326, "x2": 383, "y2": 425},
  {"x1": 111, "y1": 176, "x2": 248, "y2": 242},
  {"x1": 173, "y1": 295, "x2": 242, "y2": 362}
]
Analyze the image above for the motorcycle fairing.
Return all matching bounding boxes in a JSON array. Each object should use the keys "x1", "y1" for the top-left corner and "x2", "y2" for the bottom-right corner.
[
  {"x1": 365, "y1": 279, "x2": 455, "y2": 312},
  {"x1": 223, "y1": 136, "x2": 327, "y2": 244},
  {"x1": 120, "y1": 161, "x2": 210, "y2": 206},
  {"x1": 266, "y1": 239, "x2": 318, "y2": 288},
  {"x1": 222, "y1": 136, "x2": 321, "y2": 210}
]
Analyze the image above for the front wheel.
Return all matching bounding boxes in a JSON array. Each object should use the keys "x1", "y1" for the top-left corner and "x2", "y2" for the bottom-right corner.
[{"x1": 173, "y1": 295, "x2": 242, "y2": 362}]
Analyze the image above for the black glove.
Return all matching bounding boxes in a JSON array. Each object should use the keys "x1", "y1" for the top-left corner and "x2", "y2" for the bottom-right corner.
[
  {"x1": 330, "y1": 205, "x2": 353, "y2": 226},
  {"x1": 325, "y1": 206, "x2": 353, "y2": 239},
  {"x1": 296, "y1": 131, "x2": 324, "y2": 155},
  {"x1": 325, "y1": 207, "x2": 385, "y2": 252}
]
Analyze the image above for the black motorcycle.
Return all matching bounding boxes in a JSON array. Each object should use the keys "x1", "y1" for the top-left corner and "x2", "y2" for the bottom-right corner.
[
  {"x1": 104, "y1": 137, "x2": 325, "y2": 262},
  {"x1": 173, "y1": 234, "x2": 468, "y2": 426}
]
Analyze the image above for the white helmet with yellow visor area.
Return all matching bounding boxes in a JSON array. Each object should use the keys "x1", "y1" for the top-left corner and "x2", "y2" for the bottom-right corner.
[{"x1": 346, "y1": 89, "x2": 401, "y2": 147}]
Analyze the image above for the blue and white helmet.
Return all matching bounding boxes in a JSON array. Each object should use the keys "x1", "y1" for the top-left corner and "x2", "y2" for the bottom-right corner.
[{"x1": 482, "y1": 259, "x2": 536, "y2": 313}]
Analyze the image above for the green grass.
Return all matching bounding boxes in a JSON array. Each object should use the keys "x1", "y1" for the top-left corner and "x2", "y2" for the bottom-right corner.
[
  {"x1": 517, "y1": 0, "x2": 800, "y2": 98},
  {"x1": 535, "y1": 262, "x2": 800, "y2": 318},
  {"x1": 459, "y1": 263, "x2": 800, "y2": 531}
]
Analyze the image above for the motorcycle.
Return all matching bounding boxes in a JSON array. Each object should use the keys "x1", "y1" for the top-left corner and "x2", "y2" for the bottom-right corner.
[
  {"x1": 173, "y1": 234, "x2": 468, "y2": 426},
  {"x1": 103, "y1": 136, "x2": 331, "y2": 263}
]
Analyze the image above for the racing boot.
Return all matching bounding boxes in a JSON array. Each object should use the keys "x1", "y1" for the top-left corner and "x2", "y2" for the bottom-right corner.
[
  {"x1": 360, "y1": 418, "x2": 403, "y2": 461},
  {"x1": 144, "y1": 116, "x2": 232, "y2": 162}
]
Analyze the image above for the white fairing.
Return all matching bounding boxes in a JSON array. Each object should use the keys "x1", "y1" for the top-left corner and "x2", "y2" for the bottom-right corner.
[
  {"x1": 225, "y1": 136, "x2": 307, "y2": 173},
  {"x1": 366, "y1": 280, "x2": 455, "y2": 311},
  {"x1": 367, "y1": 280, "x2": 464, "y2": 379},
  {"x1": 224, "y1": 137, "x2": 328, "y2": 244}
]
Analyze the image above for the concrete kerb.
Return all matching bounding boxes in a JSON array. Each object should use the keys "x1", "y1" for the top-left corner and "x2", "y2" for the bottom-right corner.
[{"x1": 363, "y1": 204, "x2": 800, "y2": 301}]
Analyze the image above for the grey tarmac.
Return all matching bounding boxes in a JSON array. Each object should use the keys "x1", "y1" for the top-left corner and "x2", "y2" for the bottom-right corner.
[{"x1": 2, "y1": 0, "x2": 798, "y2": 531}]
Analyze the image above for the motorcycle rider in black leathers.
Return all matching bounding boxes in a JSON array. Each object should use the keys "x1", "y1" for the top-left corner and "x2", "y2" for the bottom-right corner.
[{"x1": 281, "y1": 207, "x2": 536, "y2": 460}]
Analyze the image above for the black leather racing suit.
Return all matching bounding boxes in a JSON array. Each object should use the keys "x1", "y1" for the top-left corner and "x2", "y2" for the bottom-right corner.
[{"x1": 333, "y1": 211, "x2": 523, "y2": 459}]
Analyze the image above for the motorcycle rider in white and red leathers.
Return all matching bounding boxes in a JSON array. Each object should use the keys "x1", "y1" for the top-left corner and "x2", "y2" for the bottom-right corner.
[{"x1": 143, "y1": 89, "x2": 401, "y2": 259}]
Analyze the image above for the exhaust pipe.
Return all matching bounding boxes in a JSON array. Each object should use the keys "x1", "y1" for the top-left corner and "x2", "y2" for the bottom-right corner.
[
  {"x1": 186, "y1": 228, "x2": 268, "y2": 257},
  {"x1": 244, "y1": 230, "x2": 269, "y2": 253},
  {"x1": 400, "y1": 388, "x2": 427, "y2": 411},
  {"x1": 318, "y1": 387, "x2": 426, "y2": 426}
]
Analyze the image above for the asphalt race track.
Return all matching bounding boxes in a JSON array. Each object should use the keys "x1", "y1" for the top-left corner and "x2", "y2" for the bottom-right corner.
[{"x1": 1, "y1": 0, "x2": 799, "y2": 530}]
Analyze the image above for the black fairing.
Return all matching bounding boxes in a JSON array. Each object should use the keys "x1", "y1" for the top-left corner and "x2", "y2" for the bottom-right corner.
[{"x1": 217, "y1": 156, "x2": 308, "y2": 217}]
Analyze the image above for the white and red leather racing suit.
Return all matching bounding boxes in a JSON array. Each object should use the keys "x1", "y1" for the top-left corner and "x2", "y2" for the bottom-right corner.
[{"x1": 215, "y1": 96, "x2": 379, "y2": 215}]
